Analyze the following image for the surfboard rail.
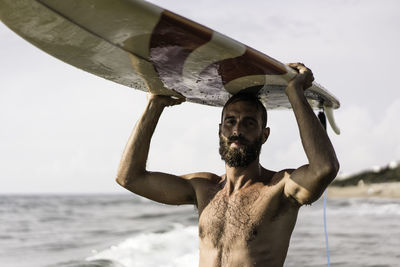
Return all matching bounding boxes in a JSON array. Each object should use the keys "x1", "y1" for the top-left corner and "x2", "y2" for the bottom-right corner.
[{"x1": 0, "y1": 0, "x2": 340, "y2": 112}]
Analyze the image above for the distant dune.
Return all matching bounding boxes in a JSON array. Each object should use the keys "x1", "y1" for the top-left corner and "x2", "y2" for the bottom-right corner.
[
  {"x1": 328, "y1": 161, "x2": 400, "y2": 198},
  {"x1": 328, "y1": 182, "x2": 400, "y2": 198}
]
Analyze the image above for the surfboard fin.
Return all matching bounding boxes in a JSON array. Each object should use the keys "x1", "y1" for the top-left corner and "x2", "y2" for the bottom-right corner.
[{"x1": 324, "y1": 106, "x2": 341, "y2": 135}]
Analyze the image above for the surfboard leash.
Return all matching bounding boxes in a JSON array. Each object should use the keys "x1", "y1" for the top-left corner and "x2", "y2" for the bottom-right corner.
[{"x1": 318, "y1": 109, "x2": 331, "y2": 267}]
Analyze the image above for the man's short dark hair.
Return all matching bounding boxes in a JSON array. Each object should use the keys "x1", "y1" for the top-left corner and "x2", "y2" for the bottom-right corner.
[{"x1": 221, "y1": 92, "x2": 267, "y2": 128}]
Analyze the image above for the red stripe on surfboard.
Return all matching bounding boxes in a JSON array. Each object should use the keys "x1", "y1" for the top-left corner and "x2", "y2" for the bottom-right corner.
[
  {"x1": 218, "y1": 48, "x2": 287, "y2": 85},
  {"x1": 149, "y1": 10, "x2": 287, "y2": 95},
  {"x1": 149, "y1": 11, "x2": 213, "y2": 83},
  {"x1": 196, "y1": 48, "x2": 287, "y2": 89}
]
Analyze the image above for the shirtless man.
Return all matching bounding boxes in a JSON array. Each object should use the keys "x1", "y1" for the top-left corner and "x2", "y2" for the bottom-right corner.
[{"x1": 116, "y1": 63, "x2": 339, "y2": 267}]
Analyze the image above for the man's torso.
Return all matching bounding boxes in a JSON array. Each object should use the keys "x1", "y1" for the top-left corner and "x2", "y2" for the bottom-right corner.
[{"x1": 193, "y1": 170, "x2": 300, "y2": 267}]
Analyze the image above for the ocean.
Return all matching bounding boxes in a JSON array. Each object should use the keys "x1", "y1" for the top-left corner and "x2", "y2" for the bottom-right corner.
[{"x1": 0, "y1": 194, "x2": 399, "y2": 267}]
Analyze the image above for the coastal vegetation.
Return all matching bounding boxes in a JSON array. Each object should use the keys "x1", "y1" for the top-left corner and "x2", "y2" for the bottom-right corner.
[{"x1": 332, "y1": 162, "x2": 400, "y2": 187}]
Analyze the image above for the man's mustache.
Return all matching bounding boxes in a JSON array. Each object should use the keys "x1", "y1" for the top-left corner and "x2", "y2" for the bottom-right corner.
[{"x1": 227, "y1": 135, "x2": 249, "y2": 144}]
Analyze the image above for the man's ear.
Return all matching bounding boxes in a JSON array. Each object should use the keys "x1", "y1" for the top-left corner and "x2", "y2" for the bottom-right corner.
[{"x1": 262, "y1": 127, "x2": 270, "y2": 144}]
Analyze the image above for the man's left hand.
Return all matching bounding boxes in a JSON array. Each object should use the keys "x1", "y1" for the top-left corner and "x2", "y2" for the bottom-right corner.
[{"x1": 287, "y1": 63, "x2": 315, "y2": 91}]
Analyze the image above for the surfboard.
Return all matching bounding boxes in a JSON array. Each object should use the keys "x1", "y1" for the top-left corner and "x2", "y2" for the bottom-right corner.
[{"x1": 0, "y1": 0, "x2": 340, "y2": 133}]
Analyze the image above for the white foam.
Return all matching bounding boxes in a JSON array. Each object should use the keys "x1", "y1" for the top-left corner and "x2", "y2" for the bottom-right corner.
[
  {"x1": 327, "y1": 200, "x2": 400, "y2": 216},
  {"x1": 87, "y1": 224, "x2": 199, "y2": 267}
]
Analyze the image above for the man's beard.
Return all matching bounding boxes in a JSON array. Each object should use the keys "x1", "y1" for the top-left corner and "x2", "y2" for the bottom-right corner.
[{"x1": 219, "y1": 134, "x2": 263, "y2": 168}]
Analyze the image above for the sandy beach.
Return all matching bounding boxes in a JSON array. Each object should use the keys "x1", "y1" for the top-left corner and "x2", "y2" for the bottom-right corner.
[{"x1": 327, "y1": 182, "x2": 400, "y2": 198}]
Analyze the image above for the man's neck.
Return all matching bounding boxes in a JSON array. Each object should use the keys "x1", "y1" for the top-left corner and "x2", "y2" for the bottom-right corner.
[{"x1": 224, "y1": 159, "x2": 262, "y2": 193}]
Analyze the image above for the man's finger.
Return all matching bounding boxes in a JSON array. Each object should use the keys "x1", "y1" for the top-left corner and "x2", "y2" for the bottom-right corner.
[
  {"x1": 287, "y1": 63, "x2": 308, "y2": 73},
  {"x1": 287, "y1": 62, "x2": 304, "y2": 67},
  {"x1": 165, "y1": 95, "x2": 186, "y2": 106},
  {"x1": 172, "y1": 95, "x2": 186, "y2": 103},
  {"x1": 287, "y1": 63, "x2": 298, "y2": 70}
]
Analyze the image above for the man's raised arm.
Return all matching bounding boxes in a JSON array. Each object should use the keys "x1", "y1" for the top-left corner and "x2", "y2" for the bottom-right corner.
[
  {"x1": 284, "y1": 63, "x2": 339, "y2": 205},
  {"x1": 116, "y1": 94, "x2": 197, "y2": 205}
]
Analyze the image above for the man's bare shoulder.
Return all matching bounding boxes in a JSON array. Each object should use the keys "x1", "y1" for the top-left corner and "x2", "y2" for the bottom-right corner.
[
  {"x1": 181, "y1": 172, "x2": 223, "y2": 185},
  {"x1": 257, "y1": 168, "x2": 302, "y2": 206},
  {"x1": 181, "y1": 172, "x2": 224, "y2": 210},
  {"x1": 258, "y1": 168, "x2": 294, "y2": 185},
  {"x1": 270, "y1": 168, "x2": 305, "y2": 206}
]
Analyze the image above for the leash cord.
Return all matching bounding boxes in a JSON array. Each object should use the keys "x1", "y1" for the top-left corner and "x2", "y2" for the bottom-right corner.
[
  {"x1": 323, "y1": 190, "x2": 331, "y2": 267},
  {"x1": 318, "y1": 110, "x2": 331, "y2": 267}
]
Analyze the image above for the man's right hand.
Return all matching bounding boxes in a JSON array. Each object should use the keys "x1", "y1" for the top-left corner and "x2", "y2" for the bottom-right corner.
[{"x1": 147, "y1": 93, "x2": 185, "y2": 108}]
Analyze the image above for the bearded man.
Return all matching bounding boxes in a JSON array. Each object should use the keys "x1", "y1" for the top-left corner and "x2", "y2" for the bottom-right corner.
[{"x1": 116, "y1": 63, "x2": 339, "y2": 267}]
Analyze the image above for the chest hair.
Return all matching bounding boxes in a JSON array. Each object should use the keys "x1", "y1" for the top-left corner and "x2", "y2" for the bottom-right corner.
[{"x1": 199, "y1": 187, "x2": 263, "y2": 247}]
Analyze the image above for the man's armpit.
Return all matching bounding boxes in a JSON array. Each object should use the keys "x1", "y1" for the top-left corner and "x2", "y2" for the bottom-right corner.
[{"x1": 281, "y1": 169, "x2": 310, "y2": 206}]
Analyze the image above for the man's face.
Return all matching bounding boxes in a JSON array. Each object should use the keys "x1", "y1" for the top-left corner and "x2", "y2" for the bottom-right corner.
[{"x1": 219, "y1": 101, "x2": 269, "y2": 167}]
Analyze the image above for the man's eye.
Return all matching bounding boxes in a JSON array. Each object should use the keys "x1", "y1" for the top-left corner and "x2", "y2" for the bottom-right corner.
[
  {"x1": 225, "y1": 119, "x2": 235, "y2": 125},
  {"x1": 246, "y1": 120, "x2": 256, "y2": 127}
]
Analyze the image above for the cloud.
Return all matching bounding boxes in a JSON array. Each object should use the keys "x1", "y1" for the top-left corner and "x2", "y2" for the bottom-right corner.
[
  {"x1": 331, "y1": 99, "x2": 400, "y2": 175},
  {"x1": 1, "y1": 0, "x2": 400, "y2": 192}
]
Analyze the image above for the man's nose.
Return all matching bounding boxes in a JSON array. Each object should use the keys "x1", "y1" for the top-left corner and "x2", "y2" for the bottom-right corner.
[{"x1": 232, "y1": 121, "x2": 242, "y2": 136}]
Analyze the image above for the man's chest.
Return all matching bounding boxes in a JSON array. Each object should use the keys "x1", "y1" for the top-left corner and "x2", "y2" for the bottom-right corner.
[{"x1": 197, "y1": 185, "x2": 287, "y2": 247}]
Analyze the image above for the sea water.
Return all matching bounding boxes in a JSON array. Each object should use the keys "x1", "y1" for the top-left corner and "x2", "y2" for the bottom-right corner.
[{"x1": 0, "y1": 194, "x2": 399, "y2": 267}]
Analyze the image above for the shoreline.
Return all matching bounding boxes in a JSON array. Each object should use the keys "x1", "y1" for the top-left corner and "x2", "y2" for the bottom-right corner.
[{"x1": 327, "y1": 182, "x2": 400, "y2": 198}]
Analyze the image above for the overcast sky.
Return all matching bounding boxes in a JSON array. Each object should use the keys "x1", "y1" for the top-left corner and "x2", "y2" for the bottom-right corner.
[{"x1": 1, "y1": 0, "x2": 399, "y2": 193}]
